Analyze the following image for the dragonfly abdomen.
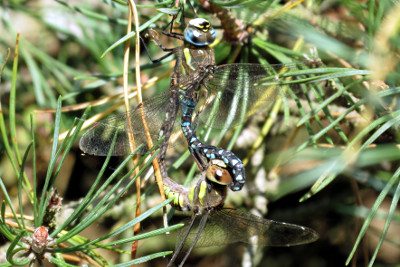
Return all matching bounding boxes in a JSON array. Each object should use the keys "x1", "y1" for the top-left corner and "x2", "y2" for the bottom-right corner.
[{"x1": 180, "y1": 91, "x2": 246, "y2": 191}]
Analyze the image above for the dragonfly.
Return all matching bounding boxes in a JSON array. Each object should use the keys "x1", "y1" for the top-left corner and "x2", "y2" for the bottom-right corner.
[
  {"x1": 163, "y1": 159, "x2": 319, "y2": 267},
  {"x1": 79, "y1": 17, "x2": 318, "y2": 191}
]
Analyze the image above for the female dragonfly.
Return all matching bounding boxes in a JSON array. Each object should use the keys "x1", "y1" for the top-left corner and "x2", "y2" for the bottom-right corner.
[{"x1": 163, "y1": 159, "x2": 319, "y2": 267}]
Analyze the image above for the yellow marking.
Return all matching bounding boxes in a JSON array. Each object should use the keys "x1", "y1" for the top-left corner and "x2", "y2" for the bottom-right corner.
[
  {"x1": 174, "y1": 193, "x2": 180, "y2": 206},
  {"x1": 183, "y1": 48, "x2": 191, "y2": 58},
  {"x1": 178, "y1": 195, "x2": 184, "y2": 207},
  {"x1": 180, "y1": 63, "x2": 186, "y2": 75},
  {"x1": 189, "y1": 185, "x2": 195, "y2": 203},
  {"x1": 209, "y1": 38, "x2": 220, "y2": 48},
  {"x1": 183, "y1": 48, "x2": 196, "y2": 71},
  {"x1": 211, "y1": 159, "x2": 227, "y2": 168},
  {"x1": 198, "y1": 181, "x2": 207, "y2": 205},
  {"x1": 164, "y1": 185, "x2": 171, "y2": 197},
  {"x1": 165, "y1": 186, "x2": 183, "y2": 207}
]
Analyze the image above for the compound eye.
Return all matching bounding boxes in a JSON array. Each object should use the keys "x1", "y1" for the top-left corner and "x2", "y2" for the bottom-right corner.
[
  {"x1": 206, "y1": 161, "x2": 232, "y2": 185},
  {"x1": 184, "y1": 18, "x2": 216, "y2": 46}
]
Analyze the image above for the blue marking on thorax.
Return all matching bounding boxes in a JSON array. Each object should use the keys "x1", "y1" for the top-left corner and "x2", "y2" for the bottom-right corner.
[{"x1": 180, "y1": 97, "x2": 197, "y2": 108}]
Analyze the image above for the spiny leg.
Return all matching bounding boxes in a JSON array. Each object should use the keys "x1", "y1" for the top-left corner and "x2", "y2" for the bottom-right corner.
[
  {"x1": 140, "y1": 30, "x2": 177, "y2": 64},
  {"x1": 162, "y1": 17, "x2": 184, "y2": 39},
  {"x1": 140, "y1": 13, "x2": 184, "y2": 63},
  {"x1": 178, "y1": 213, "x2": 209, "y2": 267},
  {"x1": 167, "y1": 214, "x2": 199, "y2": 267}
]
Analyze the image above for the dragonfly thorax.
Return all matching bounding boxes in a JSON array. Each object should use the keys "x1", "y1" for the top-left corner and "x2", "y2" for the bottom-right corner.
[
  {"x1": 184, "y1": 18, "x2": 216, "y2": 46},
  {"x1": 189, "y1": 177, "x2": 227, "y2": 215},
  {"x1": 163, "y1": 161, "x2": 230, "y2": 214}
]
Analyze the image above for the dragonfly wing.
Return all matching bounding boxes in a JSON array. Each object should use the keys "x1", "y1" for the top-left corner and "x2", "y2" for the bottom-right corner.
[
  {"x1": 218, "y1": 208, "x2": 319, "y2": 246},
  {"x1": 79, "y1": 90, "x2": 179, "y2": 156},
  {"x1": 199, "y1": 63, "x2": 308, "y2": 130},
  {"x1": 177, "y1": 208, "x2": 318, "y2": 248},
  {"x1": 79, "y1": 116, "x2": 131, "y2": 156}
]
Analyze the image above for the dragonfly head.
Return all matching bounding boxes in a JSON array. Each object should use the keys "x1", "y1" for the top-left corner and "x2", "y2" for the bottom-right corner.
[{"x1": 184, "y1": 18, "x2": 216, "y2": 47}]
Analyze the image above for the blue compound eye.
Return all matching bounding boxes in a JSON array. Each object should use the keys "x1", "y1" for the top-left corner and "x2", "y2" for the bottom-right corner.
[{"x1": 184, "y1": 18, "x2": 216, "y2": 46}]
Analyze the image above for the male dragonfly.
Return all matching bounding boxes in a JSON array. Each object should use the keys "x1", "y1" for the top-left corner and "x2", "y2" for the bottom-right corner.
[{"x1": 80, "y1": 17, "x2": 326, "y2": 191}]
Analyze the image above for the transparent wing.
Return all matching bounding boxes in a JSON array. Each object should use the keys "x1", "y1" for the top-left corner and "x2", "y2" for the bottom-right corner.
[
  {"x1": 80, "y1": 63, "x2": 318, "y2": 156},
  {"x1": 198, "y1": 63, "x2": 313, "y2": 130},
  {"x1": 79, "y1": 90, "x2": 184, "y2": 156},
  {"x1": 177, "y1": 208, "x2": 318, "y2": 249}
]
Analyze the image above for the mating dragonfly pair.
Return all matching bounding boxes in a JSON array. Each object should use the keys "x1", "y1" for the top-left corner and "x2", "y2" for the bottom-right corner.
[{"x1": 80, "y1": 17, "x2": 318, "y2": 266}]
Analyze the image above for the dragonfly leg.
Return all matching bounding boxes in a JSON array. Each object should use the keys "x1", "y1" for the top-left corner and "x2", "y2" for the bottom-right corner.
[
  {"x1": 141, "y1": 12, "x2": 188, "y2": 63},
  {"x1": 140, "y1": 31, "x2": 178, "y2": 64},
  {"x1": 161, "y1": 13, "x2": 185, "y2": 40},
  {"x1": 162, "y1": 27, "x2": 184, "y2": 39},
  {"x1": 142, "y1": 13, "x2": 184, "y2": 51},
  {"x1": 167, "y1": 214, "x2": 197, "y2": 267},
  {"x1": 142, "y1": 29, "x2": 176, "y2": 52},
  {"x1": 166, "y1": 178, "x2": 205, "y2": 266},
  {"x1": 178, "y1": 213, "x2": 209, "y2": 267}
]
